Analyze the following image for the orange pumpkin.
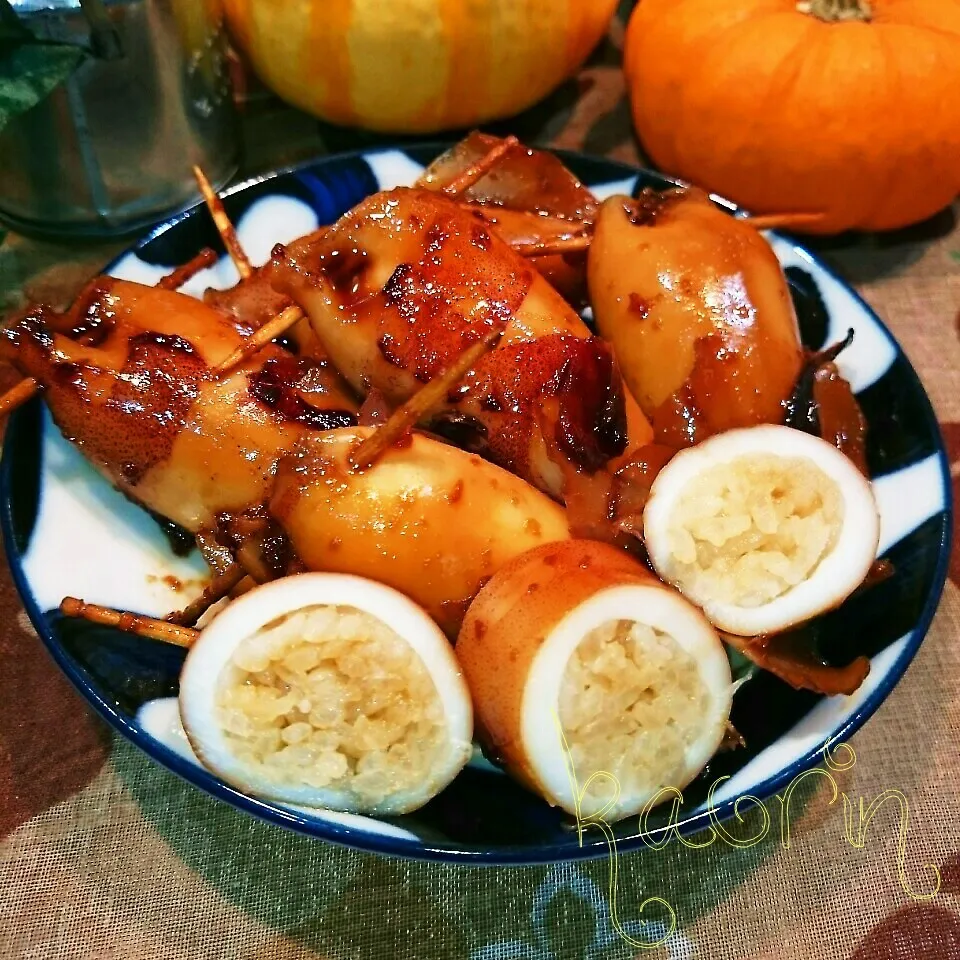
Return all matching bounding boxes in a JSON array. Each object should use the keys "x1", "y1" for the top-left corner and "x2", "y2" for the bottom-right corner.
[
  {"x1": 223, "y1": 0, "x2": 618, "y2": 133},
  {"x1": 624, "y1": 0, "x2": 960, "y2": 233}
]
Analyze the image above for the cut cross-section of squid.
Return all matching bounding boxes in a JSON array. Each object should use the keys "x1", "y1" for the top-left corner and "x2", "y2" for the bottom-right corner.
[
  {"x1": 456, "y1": 541, "x2": 733, "y2": 822},
  {"x1": 179, "y1": 573, "x2": 473, "y2": 815},
  {"x1": 643, "y1": 425, "x2": 880, "y2": 637}
]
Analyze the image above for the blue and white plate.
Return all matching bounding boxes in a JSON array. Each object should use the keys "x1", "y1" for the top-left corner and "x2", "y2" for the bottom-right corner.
[{"x1": 1, "y1": 147, "x2": 951, "y2": 864}]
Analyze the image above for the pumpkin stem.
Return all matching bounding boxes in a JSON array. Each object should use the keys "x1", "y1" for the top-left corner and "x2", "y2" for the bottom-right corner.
[{"x1": 797, "y1": 0, "x2": 872, "y2": 22}]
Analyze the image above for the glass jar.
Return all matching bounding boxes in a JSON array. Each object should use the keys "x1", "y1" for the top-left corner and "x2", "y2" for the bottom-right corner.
[{"x1": 0, "y1": 0, "x2": 240, "y2": 239}]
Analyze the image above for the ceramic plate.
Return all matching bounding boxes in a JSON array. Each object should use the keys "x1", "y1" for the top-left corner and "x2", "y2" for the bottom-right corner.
[{"x1": 1, "y1": 147, "x2": 951, "y2": 864}]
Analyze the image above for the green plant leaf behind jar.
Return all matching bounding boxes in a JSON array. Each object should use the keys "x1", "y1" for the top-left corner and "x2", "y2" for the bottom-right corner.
[
  {"x1": 0, "y1": 43, "x2": 85, "y2": 132},
  {"x1": 0, "y1": 0, "x2": 87, "y2": 134}
]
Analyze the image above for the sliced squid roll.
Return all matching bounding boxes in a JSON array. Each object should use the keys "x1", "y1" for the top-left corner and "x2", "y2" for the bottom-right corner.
[
  {"x1": 456, "y1": 541, "x2": 733, "y2": 821},
  {"x1": 643, "y1": 425, "x2": 880, "y2": 637},
  {"x1": 179, "y1": 574, "x2": 473, "y2": 815}
]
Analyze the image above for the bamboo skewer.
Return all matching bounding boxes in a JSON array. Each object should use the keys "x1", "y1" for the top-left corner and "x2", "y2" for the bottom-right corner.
[
  {"x1": 212, "y1": 304, "x2": 304, "y2": 376},
  {"x1": 60, "y1": 597, "x2": 199, "y2": 647},
  {"x1": 156, "y1": 247, "x2": 218, "y2": 290},
  {"x1": 510, "y1": 234, "x2": 593, "y2": 257},
  {"x1": 459, "y1": 203, "x2": 578, "y2": 227},
  {"x1": 459, "y1": 203, "x2": 594, "y2": 257},
  {"x1": 0, "y1": 377, "x2": 39, "y2": 417},
  {"x1": 499, "y1": 213, "x2": 822, "y2": 258},
  {"x1": 166, "y1": 563, "x2": 246, "y2": 626},
  {"x1": 441, "y1": 136, "x2": 520, "y2": 199},
  {"x1": 739, "y1": 212, "x2": 826, "y2": 232},
  {"x1": 192, "y1": 165, "x2": 252, "y2": 281},
  {"x1": 464, "y1": 201, "x2": 822, "y2": 261},
  {"x1": 348, "y1": 322, "x2": 506, "y2": 472},
  {"x1": 191, "y1": 165, "x2": 310, "y2": 378}
]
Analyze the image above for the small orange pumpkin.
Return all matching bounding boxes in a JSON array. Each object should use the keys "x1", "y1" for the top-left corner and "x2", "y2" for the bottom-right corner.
[
  {"x1": 624, "y1": 0, "x2": 960, "y2": 233},
  {"x1": 223, "y1": 0, "x2": 618, "y2": 134}
]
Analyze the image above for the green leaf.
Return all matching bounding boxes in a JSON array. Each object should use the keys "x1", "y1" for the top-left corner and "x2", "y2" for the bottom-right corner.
[
  {"x1": 0, "y1": 43, "x2": 84, "y2": 133},
  {"x1": 950, "y1": 250, "x2": 960, "y2": 263},
  {"x1": 727, "y1": 645, "x2": 758, "y2": 686}
]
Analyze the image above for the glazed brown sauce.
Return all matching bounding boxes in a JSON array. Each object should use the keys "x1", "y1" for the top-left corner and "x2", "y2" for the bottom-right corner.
[
  {"x1": 653, "y1": 324, "x2": 858, "y2": 453},
  {"x1": 357, "y1": 387, "x2": 392, "y2": 426},
  {"x1": 428, "y1": 411, "x2": 490, "y2": 453},
  {"x1": 470, "y1": 225, "x2": 492, "y2": 251},
  {"x1": 724, "y1": 628, "x2": 870, "y2": 697},
  {"x1": 362, "y1": 223, "x2": 532, "y2": 383},
  {"x1": 650, "y1": 386, "x2": 705, "y2": 447},
  {"x1": 812, "y1": 363, "x2": 868, "y2": 476},
  {"x1": 374, "y1": 248, "x2": 530, "y2": 385},
  {"x1": 376, "y1": 332, "x2": 405, "y2": 368},
  {"x1": 90, "y1": 329, "x2": 206, "y2": 485},
  {"x1": 649, "y1": 334, "x2": 762, "y2": 447},
  {"x1": 758, "y1": 628, "x2": 871, "y2": 695},
  {"x1": 203, "y1": 274, "x2": 292, "y2": 332},
  {"x1": 439, "y1": 334, "x2": 628, "y2": 483},
  {"x1": 162, "y1": 523, "x2": 195, "y2": 557},
  {"x1": 627, "y1": 293, "x2": 651, "y2": 319},
  {"x1": 215, "y1": 509, "x2": 296, "y2": 580},
  {"x1": 784, "y1": 329, "x2": 868, "y2": 474},
  {"x1": 611, "y1": 444, "x2": 676, "y2": 534},
  {"x1": 625, "y1": 187, "x2": 685, "y2": 227},
  {"x1": 554, "y1": 339, "x2": 628, "y2": 471},
  {"x1": 437, "y1": 595, "x2": 474, "y2": 634},
  {"x1": 260, "y1": 525, "x2": 295, "y2": 579},
  {"x1": 248, "y1": 356, "x2": 357, "y2": 430},
  {"x1": 50, "y1": 361, "x2": 83, "y2": 391},
  {"x1": 68, "y1": 298, "x2": 117, "y2": 346},
  {"x1": 130, "y1": 331, "x2": 196, "y2": 355},
  {"x1": 4, "y1": 309, "x2": 53, "y2": 354},
  {"x1": 390, "y1": 429, "x2": 414, "y2": 451},
  {"x1": 558, "y1": 466, "x2": 616, "y2": 543},
  {"x1": 146, "y1": 509, "x2": 195, "y2": 557},
  {"x1": 550, "y1": 441, "x2": 674, "y2": 551},
  {"x1": 853, "y1": 559, "x2": 895, "y2": 596},
  {"x1": 57, "y1": 278, "x2": 116, "y2": 345},
  {"x1": 424, "y1": 221, "x2": 449, "y2": 255},
  {"x1": 784, "y1": 330, "x2": 854, "y2": 420},
  {"x1": 320, "y1": 247, "x2": 372, "y2": 303}
]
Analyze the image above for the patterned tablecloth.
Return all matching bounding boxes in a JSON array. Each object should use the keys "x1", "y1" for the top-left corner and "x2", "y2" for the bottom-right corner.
[{"x1": 2, "y1": 10, "x2": 959, "y2": 960}]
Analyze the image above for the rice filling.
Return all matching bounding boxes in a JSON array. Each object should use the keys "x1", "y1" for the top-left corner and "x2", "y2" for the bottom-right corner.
[
  {"x1": 559, "y1": 618, "x2": 708, "y2": 815},
  {"x1": 215, "y1": 604, "x2": 447, "y2": 806},
  {"x1": 665, "y1": 454, "x2": 843, "y2": 607}
]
